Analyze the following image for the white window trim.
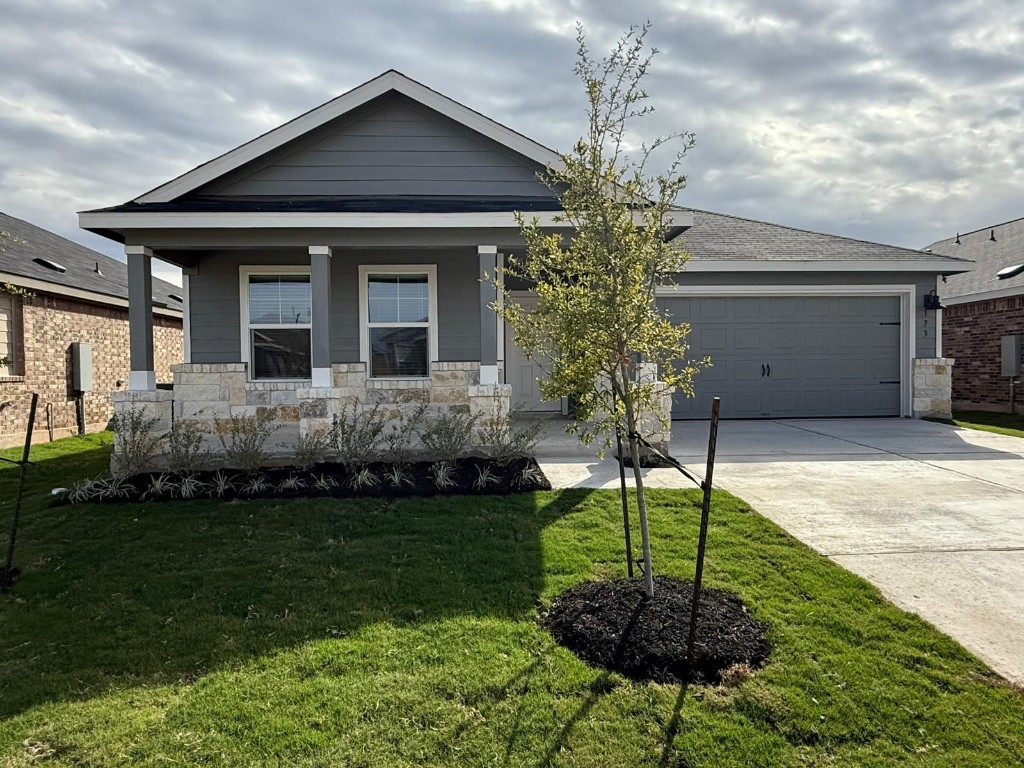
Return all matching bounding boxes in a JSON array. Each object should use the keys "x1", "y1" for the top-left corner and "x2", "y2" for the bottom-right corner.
[
  {"x1": 359, "y1": 264, "x2": 438, "y2": 379},
  {"x1": 238, "y1": 265, "x2": 313, "y2": 382},
  {"x1": 0, "y1": 292, "x2": 20, "y2": 378},
  {"x1": 653, "y1": 283, "x2": 917, "y2": 418}
]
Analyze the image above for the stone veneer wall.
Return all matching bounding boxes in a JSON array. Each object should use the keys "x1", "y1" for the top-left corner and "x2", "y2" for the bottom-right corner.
[
  {"x1": 912, "y1": 358, "x2": 954, "y2": 420},
  {"x1": 110, "y1": 361, "x2": 512, "y2": 471},
  {"x1": 1, "y1": 291, "x2": 182, "y2": 449}
]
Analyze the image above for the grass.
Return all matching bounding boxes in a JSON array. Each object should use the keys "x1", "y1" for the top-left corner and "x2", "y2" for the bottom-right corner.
[
  {"x1": 952, "y1": 410, "x2": 1024, "y2": 439},
  {"x1": 0, "y1": 435, "x2": 1021, "y2": 766}
]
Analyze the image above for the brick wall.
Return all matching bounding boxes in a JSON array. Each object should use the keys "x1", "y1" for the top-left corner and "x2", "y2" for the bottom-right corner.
[
  {"x1": 942, "y1": 295, "x2": 1024, "y2": 411},
  {"x1": 0, "y1": 291, "x2": 182, "y2": 448}
]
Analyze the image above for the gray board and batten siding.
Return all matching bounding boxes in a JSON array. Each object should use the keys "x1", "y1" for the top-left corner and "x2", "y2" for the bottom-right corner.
[
  {"x1": 187, "y1": 249, "x2": 482, "y2": 365},
  {"x1": 189, "y1": 92, "x2": 555, "y2": 201},
  {"x1": 658, "y1": 272, "x2": 940, "y2": 419}
]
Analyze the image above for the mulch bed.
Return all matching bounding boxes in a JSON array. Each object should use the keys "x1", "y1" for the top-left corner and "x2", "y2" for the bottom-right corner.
[
  {"x1": 67, "y1": 457, "x2": 550, "y2": 504},
  {"x1": 541, "y1": 576, "x2": 770, "y2": 685}
]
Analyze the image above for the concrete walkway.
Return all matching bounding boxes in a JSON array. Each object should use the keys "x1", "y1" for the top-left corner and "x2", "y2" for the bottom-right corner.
[{"x1": 535, "y1": 417, "x2": 1024, "y2": 683}]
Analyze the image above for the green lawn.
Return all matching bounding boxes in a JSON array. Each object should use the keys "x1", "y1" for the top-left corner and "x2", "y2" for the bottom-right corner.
[
  {"x1": 0, "y1": 435, "x2": 1021, "y2": 766},
  {"x1": 953, "y1": 410, "x2": 1024, "y2": 440}
]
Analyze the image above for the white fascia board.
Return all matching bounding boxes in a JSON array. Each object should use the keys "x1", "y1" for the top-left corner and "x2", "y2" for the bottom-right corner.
[
  {"x1": 681, "y1": 258, "x2": 969, "y2": 273},
  {"x1": 80, "y1": 209, "x2": 673, "y2": 232},
  {"x1": 134, "y1": 71, "x2": 564, "y2": 204},
  {"x1": 0, "y1": 270, "x2": 183, "y2": 318},
  {"x1": 942, "y1": 284, "x2": 1024, "y2": 305},
  {"x1": 655, "y1": 283, "x2": 916, "y2": 297}
]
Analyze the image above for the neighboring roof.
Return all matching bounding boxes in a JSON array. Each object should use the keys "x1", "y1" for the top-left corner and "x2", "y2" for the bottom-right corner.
[
  {"x1": 0, "y1": 212, "x2": 182, "y2": 313},
  {"x1": 675, "y1": 208, "x2": 972, "y2": 272},
  {"x1": 926, "y1": 216, "x2": 1024, "y2": 302},
  {"x1": 87, "y1": 195, "x2": 565, "y2": 215},
  {"x1": 128, "y1": 70, "x2": 563, "y2": 206}
]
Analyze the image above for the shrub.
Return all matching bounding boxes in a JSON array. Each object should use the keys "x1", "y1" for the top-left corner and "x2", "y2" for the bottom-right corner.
[
  {"x1": 294, "y1": 428, "x2": 331, "y2": 471},
  {"x1": 476, "y1": 396, "x2": 544, "y2": 466},
  {"x1": 219, "y1": 411, "x2": 278, "y2": 475},
  {"x1": 331, "y1": 401, "x2": 387, "y2": 468},
  {"x1": 110, "y1": 404, "x2": 163, "y2": 477},
  {"x1": 419, "y1": 409, "x2": 478, "y2": 464},
  {"x1": 380, "y1": 401, "x2": 429, "y2": 465},
  {"x1": 166, "y1": 419, "x2": 212, "y2": 476}
]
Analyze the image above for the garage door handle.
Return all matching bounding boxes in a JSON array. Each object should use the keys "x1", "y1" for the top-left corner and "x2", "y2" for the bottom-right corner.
[
  {"x1": 761, "y1": 364, "x2": 765, "y2": 378},
  {"x1": 766, "y1": 363, "x2": 771, "y2": 378}
]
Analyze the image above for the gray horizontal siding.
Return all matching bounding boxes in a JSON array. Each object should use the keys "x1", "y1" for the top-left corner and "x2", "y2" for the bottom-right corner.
[
  {"x1": 663, "y1": 271, "x2": 940, "y2": 359},
  {"x1": 187, "y1": 248, "x2": 481, "y2": 366},
  {"x1": 195, "y1": 93, "x2": 554, "y2": 200},
  {"x1": 329, "y1": 249, "x2": 480, "y2": 363}
]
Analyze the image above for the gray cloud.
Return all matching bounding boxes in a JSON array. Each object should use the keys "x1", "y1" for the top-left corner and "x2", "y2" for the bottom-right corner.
[{"x1": 2, "y1": 0, "x2": 1023, "y2": 287}]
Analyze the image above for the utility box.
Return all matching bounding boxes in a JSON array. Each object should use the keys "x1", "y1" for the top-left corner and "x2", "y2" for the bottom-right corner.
[
  {"x1": 1002, "y1": 334, "x2": 1022, "y2": 378},
  {"x1": 71, "y1": 342, "x2": 93, "y2": 392}
]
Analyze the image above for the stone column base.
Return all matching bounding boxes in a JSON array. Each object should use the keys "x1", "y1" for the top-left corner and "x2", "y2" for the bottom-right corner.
[{"x1": 913, "y1": 358, "x2": 954, "y2": 420}]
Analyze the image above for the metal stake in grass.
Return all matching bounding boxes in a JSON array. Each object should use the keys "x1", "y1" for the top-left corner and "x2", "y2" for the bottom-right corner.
[
  {"x1": 686, "y1": 396, "x2": 720, "y2": 672},
  {"x1": 613, "y1": 391, "x2": 634, "y2": 578},
  {"x1": 1, "y1": 393, "x2": 38, "y2": 593}
]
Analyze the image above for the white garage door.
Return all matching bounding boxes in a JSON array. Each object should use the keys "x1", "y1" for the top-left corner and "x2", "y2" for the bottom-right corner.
[{"x1": 659, "y1": 295, "x2": 902, "y2": 419}]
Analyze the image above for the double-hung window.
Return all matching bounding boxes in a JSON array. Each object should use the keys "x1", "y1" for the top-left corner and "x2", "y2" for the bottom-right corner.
[
  {"x1": 361, "y1": 266, "x2": 436, "y2": 378},
  {"x1": 0, "y1": 292, "x2": 21, "y2": 378},
  {"x1": 242, "y1": 269, "x2": 312, "y2": 380}
]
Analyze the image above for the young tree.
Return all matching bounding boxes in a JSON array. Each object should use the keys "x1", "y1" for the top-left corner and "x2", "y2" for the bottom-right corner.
[{"x1": 496, "y1": 24, "x2": 704, "y2": 597}]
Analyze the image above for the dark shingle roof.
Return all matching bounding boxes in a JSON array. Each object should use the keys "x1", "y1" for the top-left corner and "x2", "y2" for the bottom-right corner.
[
  {"x1": 0, "y1": 212, "x2": 182, "y2": 311},
  {"x1": 926, "y1": 217, "x2": 1024, "y2": 300},
  {"x1": 677, "y1": 208, "x2": 971, "y2": 267}
]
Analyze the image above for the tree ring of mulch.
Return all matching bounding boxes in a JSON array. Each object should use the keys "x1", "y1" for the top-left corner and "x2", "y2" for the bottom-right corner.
[{"x1": 541, "y1": 576, "x2": 770, "y2": 685}]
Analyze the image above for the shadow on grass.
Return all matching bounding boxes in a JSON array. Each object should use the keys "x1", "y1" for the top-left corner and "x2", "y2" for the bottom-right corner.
[{"x1": 0, "y1": 439, "x2": 594, "y2": 717}]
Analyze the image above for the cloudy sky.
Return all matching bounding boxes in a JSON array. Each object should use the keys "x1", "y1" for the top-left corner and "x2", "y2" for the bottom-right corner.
[{"x1": 2, "y1": 0, "x2": 1023, "y2": 285}]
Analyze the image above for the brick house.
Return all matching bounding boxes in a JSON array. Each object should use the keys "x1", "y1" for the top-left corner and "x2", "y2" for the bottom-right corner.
[
  {"x1": 0, "y1": 212, "x2": 183, "y2": 448},
  {"x1": 928, "y1": 217, "x2": 1024, "y2": 412}
]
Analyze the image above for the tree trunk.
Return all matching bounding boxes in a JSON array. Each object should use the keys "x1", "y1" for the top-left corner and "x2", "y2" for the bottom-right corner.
[{"x1": 618, "y1": 364, "x2": 654, "y2": 598}]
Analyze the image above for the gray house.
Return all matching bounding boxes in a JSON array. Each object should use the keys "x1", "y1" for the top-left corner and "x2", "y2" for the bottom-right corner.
[{"x1": 79, "y1": 70, "x2": 969, "y2": 450}]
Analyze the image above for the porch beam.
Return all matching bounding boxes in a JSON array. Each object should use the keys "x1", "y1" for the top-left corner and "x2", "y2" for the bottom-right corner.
[
  {"x1": 309, "y1": 245, "x2": 332, "y2": 387},
  {"x1": 125, "y1": 245, "x2": 155, "y2": 390},
  {"x1": 478, "y1": 245, "x2": 499, "y2": 385}
]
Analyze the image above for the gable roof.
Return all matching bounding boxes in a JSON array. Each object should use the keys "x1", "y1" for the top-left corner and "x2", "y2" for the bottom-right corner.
[
  {"x1": 133, "y1": 70, "x2": 563, "y2": 205},
  {"x1": 675, "y1": 209, "x2": 972, "y2": 272},
  {"x1": 0, "y1": 212, "x2": 182, "y2": 314},
  {"x1": 926, "y1": 216, "x2": 1024, "y2": 302}
]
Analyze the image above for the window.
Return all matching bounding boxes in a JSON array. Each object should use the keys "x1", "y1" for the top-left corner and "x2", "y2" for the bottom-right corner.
[
  {"x1": 0, "y1": 292, "x2": 21, "y2": 378},
  {"x1": 241, "y1": 269, "x2": 311, "y2": 379},
  {"x1": 360, "y1": 266, "x2": 437, "y2": 378}
]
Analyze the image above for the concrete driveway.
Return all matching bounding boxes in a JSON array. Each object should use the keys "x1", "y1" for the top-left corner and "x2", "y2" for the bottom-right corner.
[
  {"x1": 535, "y1": 416, "x2": 1024, "y2": 681},
  {"x1": 667, "y1": 418, "x2": 1024, "y2": 684}
]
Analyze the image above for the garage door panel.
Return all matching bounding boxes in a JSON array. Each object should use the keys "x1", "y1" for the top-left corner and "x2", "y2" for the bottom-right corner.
[
  {"x1": 770, "y1": 327, "x2": 798, "y2": 348},
  {"x1": 735, "y1": 327, "x2": 761, "y2": 349},
  {"x1": 699, "y1": 327, "x2": 728, "y2": 350},
  {"x1": 663, "y1": 295, "x2": 901, "y2": 419}
]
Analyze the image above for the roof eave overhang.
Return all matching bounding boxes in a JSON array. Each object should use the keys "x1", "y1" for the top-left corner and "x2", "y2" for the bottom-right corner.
[
  {"x1": 78, "y1": 208, "x2": 692, "y2": 235},
  {"x1": 0, "y1": 270, "x2": 183, "y2": 318},
  {"x1": 683, "y1": 258, "x2": 972, "y2": 274}
]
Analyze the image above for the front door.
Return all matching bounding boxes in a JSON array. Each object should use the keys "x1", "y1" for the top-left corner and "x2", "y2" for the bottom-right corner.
[{"x1": 504, "y1": 295, "x2": 561, "y2": 412}]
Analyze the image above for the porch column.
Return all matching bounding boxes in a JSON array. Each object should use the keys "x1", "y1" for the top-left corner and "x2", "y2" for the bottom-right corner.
[
  {"x1": 478, "y1": 245, "x2": 499, "y2": 385},
  {"x1": 125, "y1": 245, "x2": 155, "y2": 391},
  {"x1": 309, "y1": 245, "x2": 332, "y2": 387}
]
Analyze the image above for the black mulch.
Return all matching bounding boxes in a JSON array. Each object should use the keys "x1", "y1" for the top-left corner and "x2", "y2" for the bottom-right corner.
[
  {"x1": 541, "y1": 576, "x2": 770, "y2": 685},
  {"x1": 76, "y1": 457, "x2": 550, "y2": 504}
]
